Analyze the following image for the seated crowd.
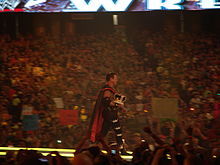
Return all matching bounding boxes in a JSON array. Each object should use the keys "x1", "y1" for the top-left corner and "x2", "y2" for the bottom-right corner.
[{"x1": 0, "y1": 29, "x2": 219, "y2": 164}]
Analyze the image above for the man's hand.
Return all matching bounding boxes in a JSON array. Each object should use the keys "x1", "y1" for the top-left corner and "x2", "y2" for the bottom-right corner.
[
  {"x1": 110, "y1": 101, "x2": 116, "y2": 106},
  {"x1": 117, "y1": 103, "x2": 125, "y2": 108},
  {"x1": 117, "y1": 103, "x2": 127, "y2": 113}
]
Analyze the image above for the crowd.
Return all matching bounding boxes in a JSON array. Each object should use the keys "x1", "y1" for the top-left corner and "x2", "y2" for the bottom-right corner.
[
  {"x1": 0, "y1": 27, "x2": 219, "y2": 164},
  {"x1": 1, "y1": 126, "x2": 220, "y2": 165}
]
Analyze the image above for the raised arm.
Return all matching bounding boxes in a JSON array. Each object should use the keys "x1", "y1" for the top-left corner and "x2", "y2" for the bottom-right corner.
[{"x1": 143, "y1": 126, "x2": 165, "y2": 146}]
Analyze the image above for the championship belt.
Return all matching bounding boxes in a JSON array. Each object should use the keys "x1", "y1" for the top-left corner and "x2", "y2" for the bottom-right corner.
[{"x1": 113, "y1": 93, "x2": 126, "y2": 106}]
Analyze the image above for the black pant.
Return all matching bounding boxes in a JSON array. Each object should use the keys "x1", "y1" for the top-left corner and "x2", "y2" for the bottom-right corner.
[{"x1": 101, "y1": 107, "x2": 123, "y2": 146}]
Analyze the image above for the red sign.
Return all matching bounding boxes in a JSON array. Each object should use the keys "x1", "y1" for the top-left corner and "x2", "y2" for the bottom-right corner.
[
  {"x1": 213, "y1": 102, "x2": 220, "y2": 119},
  {"x1": 59, "y1": 110, "x2": 78, "y2": 125}
]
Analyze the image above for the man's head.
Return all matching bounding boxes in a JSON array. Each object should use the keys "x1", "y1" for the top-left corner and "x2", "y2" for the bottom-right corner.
[{"x1": 106, "y1": 72, "x2": 118, "y2": 87}]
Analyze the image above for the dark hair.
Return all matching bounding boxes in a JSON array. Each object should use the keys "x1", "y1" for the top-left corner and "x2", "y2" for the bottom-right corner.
[{"x1": 106, "y1": 73, "x2": 117, "y2": 82}]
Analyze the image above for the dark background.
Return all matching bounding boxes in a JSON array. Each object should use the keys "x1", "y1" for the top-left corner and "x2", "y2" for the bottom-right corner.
[{"x1": 0, "y1": 10, "x2": 220, "y2": 37}]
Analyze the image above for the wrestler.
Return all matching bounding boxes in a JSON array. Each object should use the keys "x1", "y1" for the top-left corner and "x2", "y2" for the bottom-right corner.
[{"x1": 89, "y1": 72, "x2": 127, "y2": 154}]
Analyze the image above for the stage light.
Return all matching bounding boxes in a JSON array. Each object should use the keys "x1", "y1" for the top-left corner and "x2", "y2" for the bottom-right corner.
[
  {"x1": 0, "y1": 152, "x2": 6, "y2": 156},
  {"x1": 190, "y1": 107, "x2": 195, "y2": 111},
  {"x1": 213, "y1": 155, "x2": 217, "y2": 158},
  {"x1": 113, "y1": 15, "x2": 118, "y2": 25},
  {"x1": 0, "y1": 147, "x2": 75, "y2": 152},
  {"x1": 0, "y1": 147, "x2": 133, "y2": 160}
]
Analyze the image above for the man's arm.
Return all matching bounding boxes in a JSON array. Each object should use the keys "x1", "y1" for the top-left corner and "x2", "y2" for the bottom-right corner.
[
  {"x1": 143, "y1": 126, "x2": 165, "y2": 146},
  {"x1": 103, "y1": 90, "x2": 115, "y2": 107}
]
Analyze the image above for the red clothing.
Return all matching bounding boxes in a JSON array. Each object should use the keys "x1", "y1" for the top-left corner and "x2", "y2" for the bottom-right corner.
[{"x1": 89, "y1": 85, "x2": 116, "y2": 142}]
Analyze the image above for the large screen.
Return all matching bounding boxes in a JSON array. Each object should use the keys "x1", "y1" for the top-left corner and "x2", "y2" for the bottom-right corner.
[{"x1": 0, "y1": 0, "x2": 220, "y2": 12}]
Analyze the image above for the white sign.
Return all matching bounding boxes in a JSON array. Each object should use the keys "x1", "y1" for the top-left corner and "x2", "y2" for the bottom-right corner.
[
  {"x1": 69, "y1": 0, "x2": 220, "y2": 11},
  {"x1": 53, "y1": 98, "x2": 64, "y2": 109},
  {"x1": 22, "y1": 105, "x2": 33, "y2": 116},
  {"x1": 71, "y1": 0, "x2": 133, "y2": 11}
]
